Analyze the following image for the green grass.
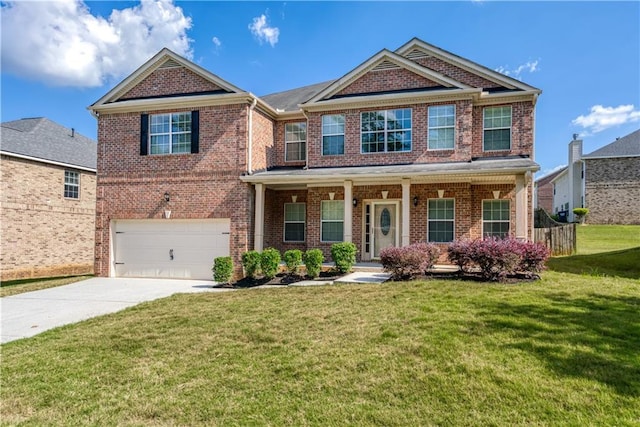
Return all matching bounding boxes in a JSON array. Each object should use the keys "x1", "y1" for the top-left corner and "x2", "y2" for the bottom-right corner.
[
  {"x1": 547, "y1": 225, "x2": 640, "y2": 279},
  {"x1": 0, "y1": 276, "x2": 92, "y2": 297}
]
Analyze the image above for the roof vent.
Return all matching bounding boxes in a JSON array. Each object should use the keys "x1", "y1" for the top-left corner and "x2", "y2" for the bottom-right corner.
[
  {"x1": 159, "y1": 59, "x2": 182, "y2": 69},
  {"x1": 405, "y1": 49, "x2": 429, "y2": 61},
  {"x1": 372, "y1": 60, "x2": 401, "y2": 71}
]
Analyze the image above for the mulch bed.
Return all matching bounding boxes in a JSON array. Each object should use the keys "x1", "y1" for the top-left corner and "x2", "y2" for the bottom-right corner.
[
  {"x1": 215, "y1": 270, "x2": 344, "y2": 289},
  {"x1": 409, "y1": 270, "x2": 541, "y2": 284}
]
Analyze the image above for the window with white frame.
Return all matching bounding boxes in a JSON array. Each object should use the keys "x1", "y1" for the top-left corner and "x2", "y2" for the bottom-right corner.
[
  {"x1": 322, "y1": 115, "x2": 345, "y2": 156},
  {"x1": 428, "y1": 198, "x2": 454, "y2": 242},
  {"x1": 284, "y1": 203, "x2": 306, "y2": 242},
  {"x1": 321, "y1": 200, "x2": 344, "y2": 242},
  {"x1": 361, "y1": 108, "x2": 412, "y2": 153},
  {"x1": 483, "y1": 106, "x2": 512, "y2": 151},
  {"x1": 482, "y1": 200, "x2": 510, "y2": 238},
  {"x1": 150, "y1": 112, "x2": 192, "y2": 154},
  {"x1": 285, "y1": 122, "x2": 306, "y2": 161},
  {"x1": 428, "y1": 105, "x2": 455, "y2": 150},
  {"x1": 64, "y1": 170, "x2": 79, "y2": 199}
]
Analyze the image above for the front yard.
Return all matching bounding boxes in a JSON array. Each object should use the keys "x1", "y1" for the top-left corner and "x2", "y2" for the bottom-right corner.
[{"x1": 1, "y1": 225, "x2": 638, "y2": 425}]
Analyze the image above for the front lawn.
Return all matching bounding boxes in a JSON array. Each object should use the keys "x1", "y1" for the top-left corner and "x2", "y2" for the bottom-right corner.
[
  {"x1": 1, "y1": 273, "x2": 638, "y2": 425},
  {"x1": 0, "y1": 275, "x2": 92, "y2": 297}
]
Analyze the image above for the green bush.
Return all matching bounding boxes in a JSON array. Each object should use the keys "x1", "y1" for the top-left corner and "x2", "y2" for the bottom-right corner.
[
  {"x1": 303, "y1": 249, "x2": 324, "y2": 279},
  {"x1": 260, "y1": 248, "x2": 281, "y2": 279},
  {"x1": 331, "y1": 242, "x2": 357, "y2": 274},
  {"x1": 283, "y1": 249, "x2": 303, "y2": 275},
  {"x1": 573, "y1": 208, "x2": 589, "y2": 223},
  {"x1": 212, "y1": 256, "x2": 233, "y2": 284},
  {"x1": 242, "y1": 250, "x2": 261, "y2": 279}
]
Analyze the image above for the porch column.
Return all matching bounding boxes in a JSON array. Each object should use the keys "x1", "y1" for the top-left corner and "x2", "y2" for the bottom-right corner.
[
  {"x1": 515, "y1": 174, "x2": 528, "y2": 240},
  {"x1": 401, "y1": 178, "x2": 411, "y2": 246},
  {"x1": 254, "y1": 183, "x2": 265, "y2": 251},
  {"x1": 343, "y1": 180, "x2": 353, "y2": 243}
]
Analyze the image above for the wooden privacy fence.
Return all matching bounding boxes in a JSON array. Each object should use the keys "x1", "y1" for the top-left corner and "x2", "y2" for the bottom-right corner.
[{"x1": 534, "y1": 223, "x2": 576, "y2": 256}]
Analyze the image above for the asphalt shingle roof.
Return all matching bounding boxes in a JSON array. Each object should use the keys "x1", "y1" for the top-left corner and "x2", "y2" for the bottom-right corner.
[
  {"x1": 261, "y1": 80, "x2": 336, "y2": 112},
  {"x1": 583, "y1": 129, "x2": 640, "y2": 158},
  {"x1": 1, "y1": 117, "x2": 97, "y2": 170}
]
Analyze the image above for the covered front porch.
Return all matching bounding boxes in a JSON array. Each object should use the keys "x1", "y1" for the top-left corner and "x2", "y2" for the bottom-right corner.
[{"x1": 241, "y1": 158, "x2": 538, "y2": 262}]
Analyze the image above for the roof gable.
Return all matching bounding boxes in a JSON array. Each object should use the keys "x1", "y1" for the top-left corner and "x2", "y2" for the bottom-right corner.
[
  {"x1": 305, "y1": 49, "x2": 471, "y2": 104},
  {"x1": 1, "y1": 118, "x2": 96, "y2": 171},
  {"x1": 91, "y1": 48, "x2": 246, "y2": 108},
  {"x1": 583, "y1": 129, "x2": 640, "y2": 158}
]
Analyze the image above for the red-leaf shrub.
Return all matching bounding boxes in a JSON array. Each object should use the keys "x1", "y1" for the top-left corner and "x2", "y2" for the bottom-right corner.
[
  {"x1": 447, "y1": 239, "x2": 474, "y2": 273},
  {"x1": 380, "y1": 242, "x2": 440, "y2": 281},
  {"x1": 517, "y1": 241, "x2": 551, "y2": 276}
]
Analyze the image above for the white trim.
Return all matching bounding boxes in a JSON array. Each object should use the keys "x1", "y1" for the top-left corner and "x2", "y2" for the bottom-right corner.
[
  {"x1": 427, "y1": 104, "x2": 456, "y2": 150},
  {"x1": 0, "y1": 151, "x2": 96, "y2": 173},
  {"x1": 64, "y1": 170, "x2": 80, "y2": 200},
  {"x1": 360, "y1": 108, "x2": 413, "y2": 154},
  {"x1": 427, "y1": 198, "x2": 455, "y2": 243},
  {"x1": 483, "y1": 106, "x2": 512, "y2": 152},
  {"x1": 320, "y1": 199, "x2": 345, "y2": 243},
  {"x1": 284, "y1": 122, "x2": 307, "y2": 162}
]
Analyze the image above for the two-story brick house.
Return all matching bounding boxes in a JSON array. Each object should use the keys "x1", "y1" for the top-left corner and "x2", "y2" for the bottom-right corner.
[{"x1": 90, "y1": 38, "x2": 540, "y2": 280}]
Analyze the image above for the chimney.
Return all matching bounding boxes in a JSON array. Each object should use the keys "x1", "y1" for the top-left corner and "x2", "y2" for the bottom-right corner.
[{"x1": 569, "y1": 134, "x2": 583, "y2": 164}]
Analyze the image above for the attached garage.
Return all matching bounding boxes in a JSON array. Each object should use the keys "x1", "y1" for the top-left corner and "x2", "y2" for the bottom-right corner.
[{"x1": 112, "y1": 219, "x2": 230, "y2": 280}]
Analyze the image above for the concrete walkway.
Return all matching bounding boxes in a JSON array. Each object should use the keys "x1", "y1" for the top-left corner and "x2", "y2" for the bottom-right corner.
[{"x1": 0, "y1": 277, "x2": 230, "y2": 344}]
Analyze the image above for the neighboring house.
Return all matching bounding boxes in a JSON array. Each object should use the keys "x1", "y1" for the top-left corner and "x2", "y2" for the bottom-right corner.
[
  {"x1": 534, "y1": 167, "x2": 566, "y2": 214},
  {"x1": 552, "y1": 130, "x2": 640, "y2": 224},
  {"x1": 0, "y1": 118, "x2": 97, "y2": 281},
  {"x1": 89, "y1": 38, "x2": 541, "y2": 280}
]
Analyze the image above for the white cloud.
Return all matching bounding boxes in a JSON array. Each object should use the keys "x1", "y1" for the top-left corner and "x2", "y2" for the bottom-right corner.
[
  {"x1": 495, "y1": 60, "x2": 540, "y2": 79},
  {"x1": 212, "y1": 36, "x2": 222, "y2": 48},
  {"x1": 572, "y1": 104, "x2": 640, "y2": 134},
  {"x1": 0, "y1": 0, "x2": 192, "y2": 87},
  {"x1": 248, "y1": 14, "x2": 279, "y2": 47}
]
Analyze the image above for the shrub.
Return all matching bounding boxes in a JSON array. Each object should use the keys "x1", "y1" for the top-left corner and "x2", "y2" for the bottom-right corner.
[
  {"x1": 283, "y1": 249, "x2": 303, "y2": 275},
  {"x1": 260, "y1": 248, "x2": 281, "y2": 280},
  {"x1": 573, "y1": 207, "x2": 589, "y2": 224},
  {"x1": 303, "y1": 249, "x2": 324, "y2": 279},
  {"x1": 380, "y1": 242, "x2": 441, "y2": 281},
  {"x1": 212, "y1": 256, "x2": 233, "y2": 284},
  {"x1": 517, "y1": 241, "x2": 551, "y2": 276},
  {"x1": 242, "y1": 250, "x2": 261, "y2": 279},
  {"x1": 331, "y1": 242, "x2": 357, "y2": 274},
  {"x1": 447, "y1": 239, "x2": 474, "y2": 273}
]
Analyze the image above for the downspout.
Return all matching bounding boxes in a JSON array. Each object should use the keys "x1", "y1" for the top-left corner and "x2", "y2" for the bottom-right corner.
[
  {"x1": 247, "y1": 98, "x2": 258, "y2": 175},
  {"x1": 301, "y1": 108, "x2": 309, "y2": 170}
]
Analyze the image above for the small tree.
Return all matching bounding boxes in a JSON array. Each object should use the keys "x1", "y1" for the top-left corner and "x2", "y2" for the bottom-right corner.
[
  {"x1": 283, "y1": 249, "x2": 303, "y2": 275},
  {"x1": 573, "y1": 207, "x2": 589, "y2": 225},
  {"x1": 331, "y1": 242, "x2": 357, "y2": 274},
  {"x1": 303, "y1": 249, "x2": 324, "y2": 279},
  {"x1": 260, "y1": 248, "x2": 281, "y2": 280},
  {"x1": 212, "y1": 256, "x2": 233, "y2": 284}
]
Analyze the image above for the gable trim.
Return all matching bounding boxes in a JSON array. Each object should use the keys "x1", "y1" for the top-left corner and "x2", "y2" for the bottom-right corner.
[
  {"x1": 305, "y1": 49, "x2": 472, "y2": 105},
  {"x1": 0, "y1": 151, "x2": 96, "y2": 173}
]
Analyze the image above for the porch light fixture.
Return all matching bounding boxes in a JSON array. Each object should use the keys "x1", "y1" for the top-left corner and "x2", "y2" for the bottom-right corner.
[
  {"x1": 353, "y1": 198, "x2": 358, "y2": 207},
  {"x1": 413, "y1": 196, "x2": 419, "y2": 207},
  {"x1": 164, "y1": 192, "x2": 170, "y2": 202},
  {"x1": 493, "y1": 190, "x2": 501, "y2": 200}
]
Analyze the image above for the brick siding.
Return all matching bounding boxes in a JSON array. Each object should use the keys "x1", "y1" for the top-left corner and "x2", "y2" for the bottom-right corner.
[
  {"x1": 1, "y1": 156, "x2": 95, "y2": 281},
  {"x1": 584, "y1": 157, "x2": 640, "y2": 224},
  {"x1": 336, "y1": 67, "x2": 441, "y2": 97},
  {"x1": 120, "y1": 66, "x2": 223, "y2": 100}
]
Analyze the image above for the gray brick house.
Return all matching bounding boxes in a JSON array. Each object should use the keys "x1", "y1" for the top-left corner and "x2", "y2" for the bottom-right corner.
[{"x1": 0, "y1": 118, "x2": 97, "y2": 281}]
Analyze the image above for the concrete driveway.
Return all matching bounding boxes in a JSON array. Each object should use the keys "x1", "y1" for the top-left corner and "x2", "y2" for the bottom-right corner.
[{"x1": 0, "y1": 277, "x2": 230, "y2": 344}]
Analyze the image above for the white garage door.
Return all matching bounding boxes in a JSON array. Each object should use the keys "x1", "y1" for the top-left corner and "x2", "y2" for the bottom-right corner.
[{"x1": 112, "y1": 219, "x2": 230, "y2": 280}]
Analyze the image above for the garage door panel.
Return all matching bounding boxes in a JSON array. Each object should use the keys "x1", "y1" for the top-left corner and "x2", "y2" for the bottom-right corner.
[{"x1": 113, "y1": 219, "x2": 230, "y2": 280}]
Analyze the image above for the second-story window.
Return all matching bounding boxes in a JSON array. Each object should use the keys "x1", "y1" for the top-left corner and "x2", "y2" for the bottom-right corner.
[
  {"x1": 322, "y1": 114, "x2": 345, "y2": 156},
  {"x1": 483, "y1": 106, "x2": 512, "y2": 151},
  {"x1": 428, "y1": 105, "x2": 455, "y2": 150},
  {"x1": 64, "y1": 170, "x2": 79, "y2": 199},
  {"x1": 150, "y1": 112, "x2": 192, "y2": 154},
  {"x1": 285, "y1": 122, "x2": 306, "y2": 162},
  {"x1": 361, "y1": 108, "x2": 412, "y2": 153}
]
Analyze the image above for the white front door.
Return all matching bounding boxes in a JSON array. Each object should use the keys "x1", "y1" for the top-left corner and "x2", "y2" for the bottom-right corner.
[{"x1": 372, "y1": 202, "x2": 398, "y2": 258}]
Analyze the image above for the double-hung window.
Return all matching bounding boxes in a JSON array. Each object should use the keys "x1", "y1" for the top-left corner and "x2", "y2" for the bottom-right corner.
[
  {"x1": 321, "y1": 200, "x2": 344, "y2": 242},
  {"x1": 361, "y1": 108, "x2": 412, "y2": 153},
  {"x1": 284, "y1": 203, "x2": 306, "y2": 242},
  {"x1": 150, "y1": 112, "x2": 192, "y2": 154},
  {"x1": 483, "y1": 106, "x2": 512, "y2": 151},
  {"x1": 482, "y1": 200, "x2": 510, "y2": 238},
  {"x1": 427, "y1": 198, "x2": 454, "y2": 242},
  {"x1": 428, "y1": 105, "x2": 455, "y2": 150},
  {"x1": 285, "y1": 122, "x2": 307, "y2": 161},
  {"x1": 64, "y1": 170, "x2": 79, "y2": 199},
  {"x1": 322, "y1": 115, "x2": 345, "y2": 156}
]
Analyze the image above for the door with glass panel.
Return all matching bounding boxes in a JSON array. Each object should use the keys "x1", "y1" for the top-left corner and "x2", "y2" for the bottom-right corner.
[{"x1": 372, "y1": 203, "x2": 398, "y2": 258}]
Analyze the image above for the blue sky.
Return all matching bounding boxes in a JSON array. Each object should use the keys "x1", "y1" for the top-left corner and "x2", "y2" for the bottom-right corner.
[{"x1": 2, "y1": 1, "x2": 639, "y2": 176}]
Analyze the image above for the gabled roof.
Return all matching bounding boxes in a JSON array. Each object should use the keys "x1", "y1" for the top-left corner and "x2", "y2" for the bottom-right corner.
[
  {"x1": 535, "y1": 167, "x2": 567, "y2": 186},
  {"x1": 1, "y1": 117, "x2": 96, "y2": 171},
  {"x1": 583, "y1": 129, "x2": 640, "y2": 159},
  {"x1": 396, "y1": 38, "x2": 541, "y2": 93},
  {"x1": 262, "y1": 80, "x2": 336, "y2": 112},
  {"x1": 305, "y1": 48, "x2": 473, "y2": 105},
  {"x1": 90, "y1": 48, "x2": 247, "y2": 109}
]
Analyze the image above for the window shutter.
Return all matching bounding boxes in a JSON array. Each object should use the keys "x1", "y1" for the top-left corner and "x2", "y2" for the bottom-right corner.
[
  {"x1": 140, "y1": 114, "x2": 149, "y2": 156},
  {"x1": 191, "y1": 110, "x2": 199, "y2": 154}
]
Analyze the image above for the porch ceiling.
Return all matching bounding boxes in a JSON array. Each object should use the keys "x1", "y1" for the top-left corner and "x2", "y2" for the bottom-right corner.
[{"x1": 241, "y1": 157, "x2": 539, "y2": 188}]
